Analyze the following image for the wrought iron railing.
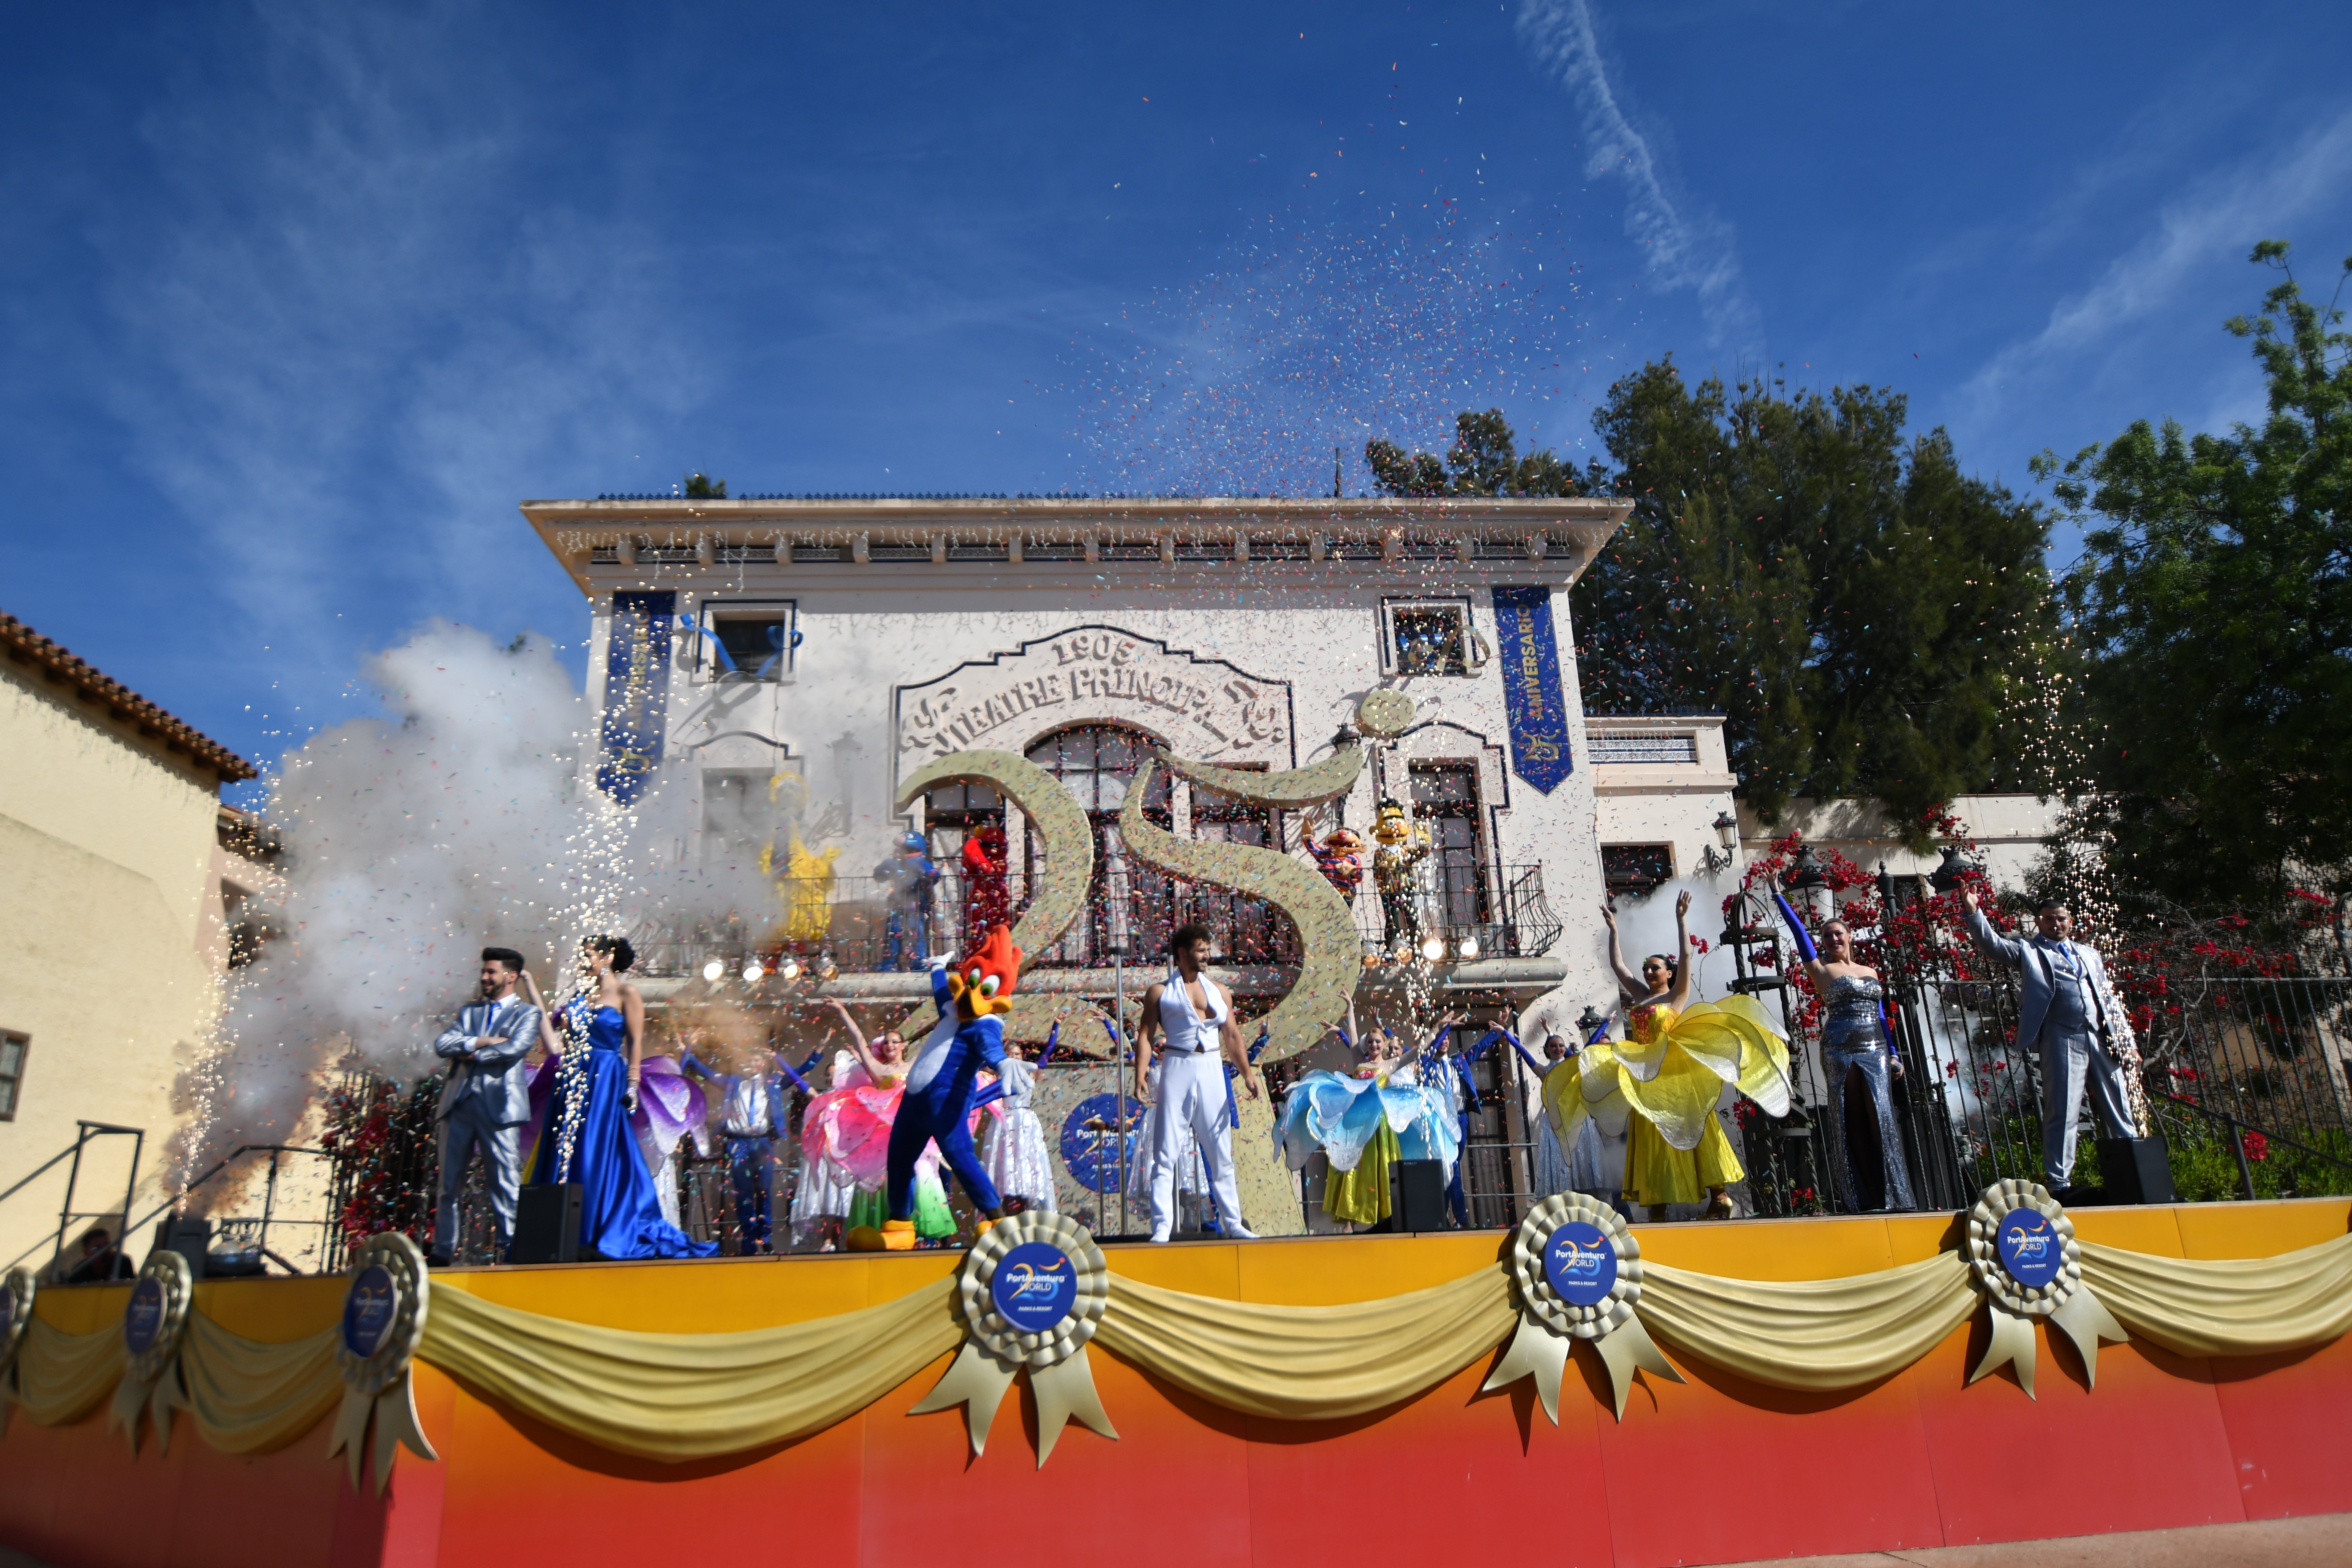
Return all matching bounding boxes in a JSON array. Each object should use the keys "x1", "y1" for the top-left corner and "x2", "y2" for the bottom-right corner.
[{"x1": 631, "y1": 858, "x2": 1563, "y2": 977}]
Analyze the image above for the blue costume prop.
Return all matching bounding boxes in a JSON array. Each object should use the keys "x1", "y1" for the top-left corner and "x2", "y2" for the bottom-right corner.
[
  {"x1": 875, "y1": 833, "x2": 941, "y2": 971},
  {"x1": 846, "y1": 926, "x2": 1022, "y2": 1251}
]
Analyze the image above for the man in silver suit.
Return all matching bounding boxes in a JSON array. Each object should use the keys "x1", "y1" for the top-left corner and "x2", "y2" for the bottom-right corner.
[
  {"x1": 1960, "y1": 885, "x2": 2140, "y2": 1194},
  {"x1": 430, "y1": 947, "x2": 543, "y2": 1264}
]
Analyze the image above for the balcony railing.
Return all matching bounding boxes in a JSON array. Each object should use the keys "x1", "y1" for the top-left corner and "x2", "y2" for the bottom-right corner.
[{"x1": 631, "y1": 858, "x2": 1561, "y2": 978}]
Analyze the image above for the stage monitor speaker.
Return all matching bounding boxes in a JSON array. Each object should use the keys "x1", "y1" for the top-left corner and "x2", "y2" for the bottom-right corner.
[
  {"x1": 1392, "y1": 1159, "x2": 1450, "y2": 1233},
  {"x1": 2097, "y1": 1135, "x2": 2176, "y2": 1206},
  {"x1": 511, "y1": 1184, "x2": 584, "y2": 1264},
  {"x1": 151, "y1": 1217, "x2": 211, "y2": 1280}
]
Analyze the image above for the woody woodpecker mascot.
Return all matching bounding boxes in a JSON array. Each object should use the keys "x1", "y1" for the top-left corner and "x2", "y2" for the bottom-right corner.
[{"x1": 846, "y1": 923, "x2": 1022, "y2": 1252}]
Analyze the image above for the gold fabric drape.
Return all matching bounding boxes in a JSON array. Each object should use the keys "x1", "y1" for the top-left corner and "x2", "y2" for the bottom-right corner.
[
  {"x1": 169, "y1": 1316, "x2": 343, "y2": 1455},
  {"x1": 412, "y1": 1277, "x2": 963, "y2": 1462},
  {"x1": 1092, "y1": 1269, "x2": 1518, "y2": 1420},
  {"x1": 1637, "y1": 1254, "x2": 1979, "y2": 1392},
  {"x1": 7, "y1": 1226, "x2": 2352, "y2": 1467},
  {"x1": 2080, "y1": 1233, "x2": 2352, "y2": 1360},
  {"x1": 8, "y1": 1319, "x2": 124, "y2": 1428}
]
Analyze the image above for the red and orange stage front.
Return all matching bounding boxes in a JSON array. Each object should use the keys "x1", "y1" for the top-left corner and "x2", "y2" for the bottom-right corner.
[{"x1": 5, "y1": 1198, "x2": 2352, "y2": 1568}]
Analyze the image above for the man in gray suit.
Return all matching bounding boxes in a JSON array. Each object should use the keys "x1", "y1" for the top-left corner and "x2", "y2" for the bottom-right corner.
[
  {"x1": 1960, "y1": 885, "x2": 2141, "y2": 1193},
  {"x1": 430, "y1": 947, "x2": 542, "y2": 1264}
]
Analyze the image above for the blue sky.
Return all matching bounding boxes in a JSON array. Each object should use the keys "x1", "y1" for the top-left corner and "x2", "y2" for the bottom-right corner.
[{"x1": 5, "y1": 1, "x2": 2349, "y2": 796}]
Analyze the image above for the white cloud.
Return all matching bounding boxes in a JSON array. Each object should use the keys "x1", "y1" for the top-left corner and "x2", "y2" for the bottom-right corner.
[
  {"x1": 1515, "y1": 0, "x2": 1759, "y2": 354},
  {"x1": 90, "y1": 6, "x2": 696, "y2": 694},
  {"x1": 1959, "y1": 109, "x2": 2352, "y2": 426}
]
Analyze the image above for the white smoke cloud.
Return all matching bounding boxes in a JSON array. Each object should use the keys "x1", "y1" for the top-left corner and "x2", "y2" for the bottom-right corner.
[{"x1": 177, "y1": 620, "x2": 789, "y2": 1187}]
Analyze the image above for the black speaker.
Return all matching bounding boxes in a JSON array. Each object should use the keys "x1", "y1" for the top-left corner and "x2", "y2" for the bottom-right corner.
[
  {"x1": 2097, "y1": 1135, "x2": 2176, "y2": 1205},
  {"x1": 151, "y1": 1218, "x2": 211, "y2": 1279},
  {"x1": 1392, "y1": 1159, "x2": 1450, "y2": 1233},
  {"x1": 510, "y1": 1184, "x2": 584, "y2": 1263}
]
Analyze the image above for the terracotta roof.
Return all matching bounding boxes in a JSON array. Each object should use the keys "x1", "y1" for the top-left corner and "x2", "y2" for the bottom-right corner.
[{"x1": 0, "y1": 612, "x2": 255, "y2": 782}]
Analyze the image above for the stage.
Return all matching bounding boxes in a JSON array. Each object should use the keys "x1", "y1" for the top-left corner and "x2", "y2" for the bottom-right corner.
[{"x1": 4, "y1": 1199, "x2": 2351, "y2": 1568}]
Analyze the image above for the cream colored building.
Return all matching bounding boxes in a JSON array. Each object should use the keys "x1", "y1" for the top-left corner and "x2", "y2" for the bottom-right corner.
[
  {"x1": 1586, "y1": 711, "x2": 2063, "y2": 895},
  {"x1": 0, "y1": 612, "x2": 258, "y2": 1276}
]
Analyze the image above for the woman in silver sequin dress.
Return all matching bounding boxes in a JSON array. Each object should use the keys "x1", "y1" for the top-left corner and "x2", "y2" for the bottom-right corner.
[{"x1": 1800, "y1": 920, "x2": 1916, "y2": 1212}]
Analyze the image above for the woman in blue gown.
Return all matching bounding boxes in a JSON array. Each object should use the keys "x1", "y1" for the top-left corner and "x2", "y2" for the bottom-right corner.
[{"x1": 518, "y1": 937, "x2": 717, "y2": 1261}]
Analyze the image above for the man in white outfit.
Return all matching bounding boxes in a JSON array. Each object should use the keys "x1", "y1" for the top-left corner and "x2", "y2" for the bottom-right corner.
[{"x1": 1136, "y1": 923, "x2": 1264, "y2": 1243}]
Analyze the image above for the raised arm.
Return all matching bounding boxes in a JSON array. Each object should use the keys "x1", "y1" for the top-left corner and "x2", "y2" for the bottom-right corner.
[
  {"x1": 1666, "y1": 889, "x2": 1696, "y2": 1010},
  {"x1": 1958, "y1": 884, "x2": 2027, "y2": 970},
  {"x1": 1600, "y1": 904, "x2": 1643, "y2": 997},
  {"x1": 518, "y1": 972, "x2": 565, "y2": 1057},
  {"x1": 823, "y1": 998, "x2": 886, "y2": 1083},
  {"x1": 1771, "y1": 889, "x2": 1831, "y2": 990}
]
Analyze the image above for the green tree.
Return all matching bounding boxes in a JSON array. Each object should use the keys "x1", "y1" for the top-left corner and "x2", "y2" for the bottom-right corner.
[
  {"x1": 1369, "y1": 375, "x2": 2059, "y2": 831},
  {"x1": 683, "y1": 472, "x2": 727, "y2": 499},
  {"x1": 1584, "y1": 366, "x2": 2063, "y2": 830},
  {"x1": 1366, "y1": 408, "x2": 1598, "y2": 498},
  {"x1": 2052, "y1": 241, "x2": 2352, "y2": 917}
]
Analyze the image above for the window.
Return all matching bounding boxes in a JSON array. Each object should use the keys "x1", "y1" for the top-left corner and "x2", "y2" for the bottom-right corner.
[
  {"x1": 1602, "y1": 844, "x2": 1674, "y2": 897},
  {"x1": 1190, "y1": 768, "x2": 1290, "y2": 963},
  {"x1": 1025, "y1": 726, "x2": 1173, "y2": 965},
  {"x1": 1410, "y1": 763, "x2": 1488, "y2": 928},
  {"x1": 0, "y1": 1032, "x2": 25, "y2": 1119},
  {"x1": 695, "y1": 600, "x2": 798, "y2": 682},
  {"x1": 702, "y1": 768, "x2": 796, "y2": 865},
  {"x1": 1381, "y1": 599, "x2": 1483, "y2": 677},
  {"x1": 1590, "y1": 732, "x2": 1699, "y2": 765},
  {"x1": 923, "y1": 781, "x2": 1002, "y2": 860}
]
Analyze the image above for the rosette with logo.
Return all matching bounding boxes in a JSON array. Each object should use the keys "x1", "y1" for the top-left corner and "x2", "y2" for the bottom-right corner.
[
  {"x1": 1964, "y1": 1179, "x2": 2127, "y2": 1398},
  {"x1": 325, "y1": 1231, "x2": 438, "y2": 1491},
  {"x1": 908, "y1": 1213, "x2": 1116, "y2": 1465},
  {"x1": 1482, "y1": 1192, "x2": 1682, "y2": 1421},
  {"x1": 108, "y1": 1248, "x2": 193, "y2": 1453},
  {"x1": 0, "y1": 1266, "x2": 33, "y2": 1433}
]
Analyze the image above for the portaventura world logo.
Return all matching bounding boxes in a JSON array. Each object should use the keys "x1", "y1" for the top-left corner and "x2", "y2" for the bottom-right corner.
[
  {"x1": 1997, "y1": 1209, "x2": 2062, "y2": 1288},
  {"x1": 1003, "y1": 1257, "x2": 1070, "y2": 1300}
]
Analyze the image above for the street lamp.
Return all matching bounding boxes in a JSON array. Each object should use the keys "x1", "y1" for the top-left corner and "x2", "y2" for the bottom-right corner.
[
  {"x1": 1574, "y1": 1004, "x2": 1608, "y2": 1037},
  {"x1": 1699, "y1": 809, "x2": 1740, "y2": 876}
]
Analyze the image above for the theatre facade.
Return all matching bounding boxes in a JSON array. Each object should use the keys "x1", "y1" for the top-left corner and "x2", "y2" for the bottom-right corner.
[
  {"x1": 528, "y1": 494, "x2": 1677, "y2": 996},
  {"x1": 524, "y1": 494, "x2": 1779, "y2": 1227}
]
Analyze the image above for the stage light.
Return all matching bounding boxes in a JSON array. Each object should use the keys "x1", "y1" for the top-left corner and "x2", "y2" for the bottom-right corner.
[
  {"x1": 1456, "y1": 935, "x2": 1481, "y2": 960},
  {"x1": 701, "y1": 959, "x2": 725, "y2": 982},
  {"x1": 1421, "y1": 936, "x2": 1446, "y2": 963},
  {"x1": 741, "y1": 961, "x2": 764, "y2": 983},
  {"x1": 779, "y1": 959, "x2": 802, "y2": 981}
]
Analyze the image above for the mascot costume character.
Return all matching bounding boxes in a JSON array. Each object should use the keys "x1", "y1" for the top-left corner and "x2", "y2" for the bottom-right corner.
[{"x1": 846, "y1": 924, "x2": 1022, "y2": 1251}]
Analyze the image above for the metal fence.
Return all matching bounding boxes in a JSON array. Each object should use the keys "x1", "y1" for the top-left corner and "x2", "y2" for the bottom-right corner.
[{"x1": 1723, "y1": 879, "x2": 2352, "y2": 1218}]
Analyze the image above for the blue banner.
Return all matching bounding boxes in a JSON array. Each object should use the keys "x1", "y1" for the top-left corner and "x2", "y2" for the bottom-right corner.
[
  {"x1": 596, "y1": 591, "x2": 675, "y2": 804},
  {"x1": 1491, "y1": 585, "x2": 1574, "y2": 794}
]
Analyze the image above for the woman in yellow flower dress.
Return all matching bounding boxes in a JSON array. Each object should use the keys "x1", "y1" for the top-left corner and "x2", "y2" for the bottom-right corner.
[{"x1": 1547, "y1": 891, "x2": 1791, "y2": 1220}]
